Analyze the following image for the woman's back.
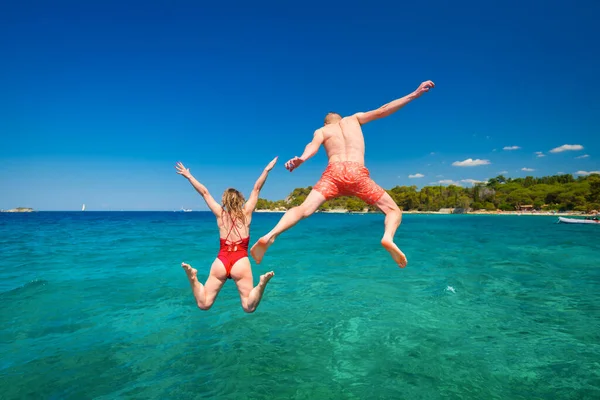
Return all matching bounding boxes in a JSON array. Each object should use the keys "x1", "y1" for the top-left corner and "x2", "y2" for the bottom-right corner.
[
  {"x1": 219, "y1": 187, "x2": 251, "y2": 243},
  {"x1": 218, "y1": 211, "x2": 249, "y2": 243}
]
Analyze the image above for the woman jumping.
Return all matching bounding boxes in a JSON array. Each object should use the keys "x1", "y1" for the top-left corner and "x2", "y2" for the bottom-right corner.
[{"x1": 175, "y1": 157, "x2": 278, "y2": 313}]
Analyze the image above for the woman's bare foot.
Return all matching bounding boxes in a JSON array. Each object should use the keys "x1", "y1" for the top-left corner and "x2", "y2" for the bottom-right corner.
[
  {"x1": 181, "y1": 262, "x2": 198, "y2": 282},
  {"x1": 381, "y1": 239, "x2": 408, "y2": 268},
  {"x1": 259, "y1": 271, "x2": 275, "y2": 287}
]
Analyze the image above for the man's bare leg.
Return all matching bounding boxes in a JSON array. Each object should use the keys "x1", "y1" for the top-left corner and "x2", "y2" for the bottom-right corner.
[
  {"x1": 373, "y1": 192, "x2": 408, "y2": 268},
  {"x1": 230, "y1": 258, "x2": 275, "y2": 313},
  {"x1": 181, "y1": 260, "x2": 226, "y2": 310},
  {"x1": 251, "y1": 190, "x2": 326, "y2": 264}
]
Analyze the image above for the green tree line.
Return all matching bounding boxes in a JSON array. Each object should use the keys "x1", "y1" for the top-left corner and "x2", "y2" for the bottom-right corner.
[{"x1": 256, "y1": 173, "x2": 600, "y2": 212}]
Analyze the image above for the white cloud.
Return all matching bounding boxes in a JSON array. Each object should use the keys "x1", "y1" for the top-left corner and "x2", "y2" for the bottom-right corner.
[
  {"x1": 435, "y1": 179, "x2": 461, "y2": 186},
  {"x1": 503, "y1": 146, "x2": 521, "y2": 151},
  {"x1": 535, "y1": 151, "x2": 545, "y2": 158},
  {"x1": 575, "y1": 170, "x2": 600, "y2": 176},
  {"x1": 408, "y1": 173, "x2": 424, "y2": 179},
  {"x1": 521, "y1": 167, "x2": 535, "y2": 172},
  {"x1": 549, "y1": 144, "x2": 584, "y2": 153},
  {"x1": 461, "y1": 179, "x2": 488, "y2": 185},
  {"x1": 452, "y1": 158, "x2": 491, "y2": 167},
  {"x1": 575, "y1": 154, "x2": 589, "y2": 159},
  {"x1": 498, "y1": 170, "x2": 508, "y2": 174}
]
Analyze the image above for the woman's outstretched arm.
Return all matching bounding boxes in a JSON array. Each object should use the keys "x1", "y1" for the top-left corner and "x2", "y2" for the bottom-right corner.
[{"x1": 175, "y1": 162, "x2": 222, "y2": 217}]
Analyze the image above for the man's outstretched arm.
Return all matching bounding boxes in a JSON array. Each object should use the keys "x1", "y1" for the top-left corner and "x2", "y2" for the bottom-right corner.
[
  {"x1": 285, "y1": 129, "x2": 324, "y2": 172},
  {"x1": 355, "y1": 80, "x2": 435, "y2": 125}
]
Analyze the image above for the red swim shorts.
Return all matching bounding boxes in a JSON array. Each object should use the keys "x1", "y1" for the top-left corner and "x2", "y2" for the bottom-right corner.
[{"x1": 313, "y1": 162, "x2": 385, "y2": 205}]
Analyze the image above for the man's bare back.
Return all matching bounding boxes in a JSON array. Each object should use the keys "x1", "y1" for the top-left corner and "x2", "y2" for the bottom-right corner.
[
  {"x1": 318, "y1": 115, "x2": 366, "y2": 164},
  {"x1": 253, "y1": 80, "x2": 435, "y2": 268}
]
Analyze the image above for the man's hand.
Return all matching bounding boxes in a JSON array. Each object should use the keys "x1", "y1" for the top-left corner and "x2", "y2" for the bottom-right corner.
[
  {"x1": 264, "y1": 156, "x2": 278, "y2": 172},
  {"x1": 285, "y1": 156, "x2": 304, "y2": 172},
  {"x1": 175, "y1": 162, "x2": 192, "y2": 179},
  {"x1": 415, "y1": 80, "x2": 435, "y2": 97}
]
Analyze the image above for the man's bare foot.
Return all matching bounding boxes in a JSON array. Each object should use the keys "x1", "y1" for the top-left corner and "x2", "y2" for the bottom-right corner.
[
  {"x1": 250, "y1": 236, "x2": 275, "y2": 264},
  {"x1": 381, "y1": 239, "x2": 408, "y2": 268},
  {"x1": 181, "y1": 262, "x2": 198, "y2": 282},
  {"x1": 259, "y1": 271, "x2": 275, "y2": 286}
]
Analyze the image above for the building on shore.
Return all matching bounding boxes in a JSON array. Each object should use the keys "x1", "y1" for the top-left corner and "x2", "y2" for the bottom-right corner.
[{"x1": 517, "y1": 205, "x2": 534, "y2": 212}]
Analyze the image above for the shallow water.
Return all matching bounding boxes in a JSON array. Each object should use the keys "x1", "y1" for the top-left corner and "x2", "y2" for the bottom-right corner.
[{"x1": 1, "y1": 212, "x2": 599, "y2": 399}]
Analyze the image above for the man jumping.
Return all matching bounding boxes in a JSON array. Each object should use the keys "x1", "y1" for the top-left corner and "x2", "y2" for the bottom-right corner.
[{"x1": 250, "y1": 80, "x2": 435, "y2": 268}]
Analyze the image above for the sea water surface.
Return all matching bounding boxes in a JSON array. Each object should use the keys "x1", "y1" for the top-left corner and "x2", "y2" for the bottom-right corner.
[{"x1": 1, "y1": 212, "x2": 599, "y2": 399}]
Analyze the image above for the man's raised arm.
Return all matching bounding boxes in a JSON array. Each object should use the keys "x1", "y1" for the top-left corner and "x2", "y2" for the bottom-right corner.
[
  {"x1": 355, "y1": 80, "x2": 435, "y2": 125},
  {"x1": 284, "y1": 129, "x2": 324, "y2": 172}
]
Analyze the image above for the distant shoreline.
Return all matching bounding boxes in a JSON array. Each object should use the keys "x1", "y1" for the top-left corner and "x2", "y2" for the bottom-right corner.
[
  {"x1": 256, "y1": 209, "x2": 587, "y2": 217},
  {"x1": 2, "y1": 210, "x2": 593, "y2": 217}
]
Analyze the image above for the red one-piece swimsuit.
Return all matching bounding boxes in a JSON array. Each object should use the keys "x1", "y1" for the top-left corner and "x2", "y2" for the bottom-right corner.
[{"x1": 217, "y1": 215, "x2": 249, "y2": 279}]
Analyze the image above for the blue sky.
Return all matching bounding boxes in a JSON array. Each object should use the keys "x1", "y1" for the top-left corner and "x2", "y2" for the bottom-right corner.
[{"x1": 1, "y1": 0, "x2": 598, "y2": 210}]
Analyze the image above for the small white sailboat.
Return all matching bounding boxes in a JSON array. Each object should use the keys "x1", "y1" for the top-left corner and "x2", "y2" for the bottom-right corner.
[
  {"x1": 82, "y1": 204, "x2": 86, "y2": 212},
  {"x1": 181, "y1": 207, "x2": 192, "y2": 212}
]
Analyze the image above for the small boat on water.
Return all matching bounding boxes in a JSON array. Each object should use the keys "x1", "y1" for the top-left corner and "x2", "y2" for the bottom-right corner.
[{"x1": 558, "y1": 217, "x2": 600, "y2": 224}]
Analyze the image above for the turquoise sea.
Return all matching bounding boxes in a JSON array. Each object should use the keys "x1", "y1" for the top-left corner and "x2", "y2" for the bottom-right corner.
[{"x1": 1, "y1": 212, "x2": 599, "y2": 399}]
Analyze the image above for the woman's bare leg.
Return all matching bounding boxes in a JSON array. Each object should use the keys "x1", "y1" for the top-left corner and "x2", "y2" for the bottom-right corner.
[
  {"x1": 181, "y1": 259, "x2": 227, "y2": 310},
  {"x1": 230, "y1": 258, "x2": 274, "y2": 313}
]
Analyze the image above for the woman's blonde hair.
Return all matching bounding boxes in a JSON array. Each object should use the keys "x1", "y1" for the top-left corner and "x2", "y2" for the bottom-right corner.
[{"x1": 222, "y1": 188, "x2": 246, "y2": 223}]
